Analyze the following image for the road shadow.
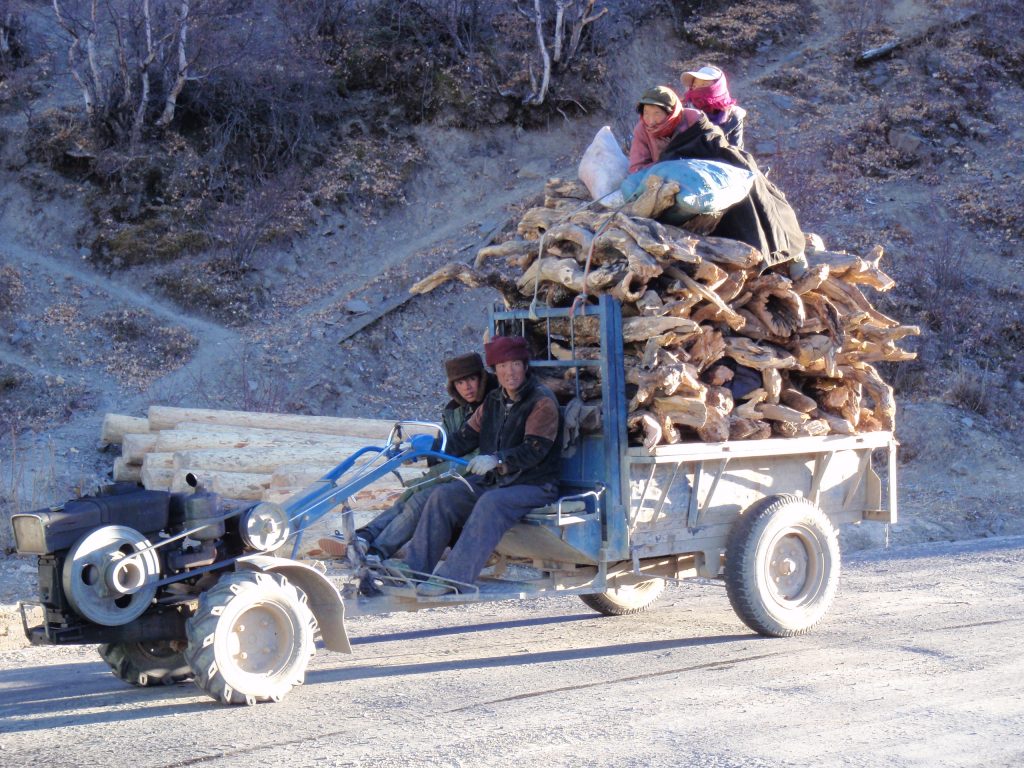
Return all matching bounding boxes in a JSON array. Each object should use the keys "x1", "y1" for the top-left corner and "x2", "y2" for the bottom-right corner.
[
  {"x1": 0, "y1": 659, "x2": 205, "y2": 733},
  {"x1": 311, "y1": 632, "x2": 759, "y2": 685},
  {"x1": 347, "y1": 612, "x2": 597, "y2": 646}
]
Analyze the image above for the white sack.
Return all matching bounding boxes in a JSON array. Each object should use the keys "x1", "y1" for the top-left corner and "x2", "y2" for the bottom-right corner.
[{"x1": 578, "y1": 126, "x2": 629, "y2": 202}]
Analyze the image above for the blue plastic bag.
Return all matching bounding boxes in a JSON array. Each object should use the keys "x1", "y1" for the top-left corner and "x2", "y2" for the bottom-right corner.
[{"x1": 620, "y1": 159, "x2": 755, "y2": 216}]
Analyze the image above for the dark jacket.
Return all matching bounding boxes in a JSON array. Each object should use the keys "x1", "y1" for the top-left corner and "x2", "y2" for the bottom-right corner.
[
  {"x1": 449, "y1": 372, "x2": 562, "y2": 487},
  {"x1": 441, "y1": 372, "x2": 497, "y2": 443},
  {"x1": 710, "y1": 105, "x2": 746, "y2": 150},
  {"x1": 660, "y1": 114, "x2": 803, "y2": 267},
  {"x1": 431, "y1": 372, "x2": 497, "y2": 465}
]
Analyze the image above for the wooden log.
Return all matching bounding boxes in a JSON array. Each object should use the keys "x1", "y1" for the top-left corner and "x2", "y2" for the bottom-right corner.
[
  {"x1": 140, "y1": 465, "x2": 174, "y2": 491},
  {"x1": 623, "y1": 177, "x2": 680, "y2": 219},
  {"x1": 409, "y1": 262, "x2": 523, "y2": 306},
  {"x1": 815, "y1": 409, "x2": 855, "y2": 435},
  {"x1": 593, "y1": 228, "x2": 663, "y2": 279},
  {"x1": 714, "y1": 269, "x2": 747, "y2": 303},
  {"x1": 142, "y1": 452, "x2": 174, "y2": 469},
  {"x1": 781, "y1": 387, "x2": 818, "y2": 413},
  {"x1": 148, "y1": 406, "x2": 395, "y2": 439},
  {"x1": 623, "y1": 315, "x2": 701, "y2": 343},
  {"x1": 170, "y1": 469, "x2": 272, "y2": 500},
  {"x1": 697, "y1": 386, "x2": 733, "y2": 443},
  {"x1": 517, "y1": 257, "x2": 627, "y2": 296},
  {"x1": 789, "y1": 334, "x2": 840, "y2": 376},
  {"x1": 652, "y1": 395, "x2": 708, "y2": 429},
  {"x1": 612, "y1": 213, "x2": 700, "y2": 264},
  {"x1": 101, "y1": 413, "x2": 149, "y2": 446},
  {"x1": 152, "y1": 427, "x2": 375, "y2": 457},
  {"x1": 636, "y1": 290, "x2": 663, "y2": 315},
  {"x1": 517, "y1": 206, "x2": 566, "y2": 240},
  {"x1": 729, "y1": 416, "x2": 771, "y2": 440},
  {"x1": 809, "y1": 246, "x2": 895, "y2": 292},
  {"x1": 735, "y1": 388, "x2": 768, "y2": 420},
  {"x1": 843, "y1": 363, "x2": 896, "y2": 431},
  {"x1": 762, "y1": 368, "x2": 782, "y2": 404},
  {"x1": 687, "y1": 327, "x2": 726, "y2": 372},
  {"x1": 543, "y1": 222, "x2": 594, "y2": 260},
  {"x1": 474, "y1": 239, "x2": 539, "y2": 269},
  {"x1": 693, "y1": 260, "x2": 728, "y2": 288},
  {"x1": 112, "y1": 457, "x2": 142, "y2": 483},
  {"x1": 627, "y1": 410, "x2": 664, "y2": 452},
  {"x1": 666, "y1": 268, "x2": 746, "y2": 331},
  {"x1": 171, "y1": 445, "x2": 418, "y2": 475},
  {"x1": 792, "y1": 264, "x2": 829, "y2": 294},
  {"x1": 723, "y1": 337, "x2": 797, "y2": 369},
  {"x1": 626, "y1": 363, "x2": 705, "y2": 409},
  {"x1": 686, "y1": 233, "x2": 762, "y2": 269},
  {"x1": 122, "y1": 433, "x2": 160, "y2": 463},
  {"x1": 545, "y1": 177, "x2": 591, "y2": 201},
  {"x1": 757, "y1": 403, "x2": 810, "y2": 424}
]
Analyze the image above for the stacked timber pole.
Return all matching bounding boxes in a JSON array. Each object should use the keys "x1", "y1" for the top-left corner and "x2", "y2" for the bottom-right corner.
[
  {"x1": 101, "y1": 406, "x2": 425, "y2": 508},
  {"x1": 411, "y1": 176, "x2": 920, "y2": 449}
]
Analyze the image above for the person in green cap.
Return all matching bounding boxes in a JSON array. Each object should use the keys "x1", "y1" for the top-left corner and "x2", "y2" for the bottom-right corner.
[
  {"x1": 320, "y1": 352, "x2": 495, "y2": 565},
  {"x1": 627, "y1": 84, "x2": 702, "y2": 174}
]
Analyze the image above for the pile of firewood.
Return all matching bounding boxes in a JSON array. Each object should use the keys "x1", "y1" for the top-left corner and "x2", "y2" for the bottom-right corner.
[
  {"x1": 411, "y1": 176, "x2": 919, "y2": 448},
  {"x1": 102, "y1": 406, "x2": 425, "y2": 507}
]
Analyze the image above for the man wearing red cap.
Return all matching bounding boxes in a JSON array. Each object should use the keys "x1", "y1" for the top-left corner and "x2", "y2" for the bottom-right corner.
[{"x1": 398, "y1": 335, "x2": 562, "y2": 596}]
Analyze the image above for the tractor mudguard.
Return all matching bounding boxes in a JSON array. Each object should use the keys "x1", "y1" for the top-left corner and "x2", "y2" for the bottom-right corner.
[{"x1": 237, "y1": 555, "x2": 352, "y2": 653}]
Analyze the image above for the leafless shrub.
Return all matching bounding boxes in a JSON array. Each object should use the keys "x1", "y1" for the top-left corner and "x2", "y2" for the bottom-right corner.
[
  {"x1": 829, "y1": 0, "x2": 893, "y2": 51},
  {"x1": 948, "y1": 359, "x2": 990, "y2": 415},
  {"x1": 0, "y1": 0, "x2": 27, "y2": 73},
  {"x1": 0, "y1": 260, "x2": 25, "y2": 315}
]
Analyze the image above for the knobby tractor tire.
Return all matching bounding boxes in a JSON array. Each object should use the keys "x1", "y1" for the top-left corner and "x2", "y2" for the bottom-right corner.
[
  {"x1": 184, "y1": 571, "x2": 316, "y2": 705},
  {"x1": 99, "y1": 641, "x2": 192, "y2": 687},
  {"x1": 725, "y1": 494, "x2": 840, "y2": 638},
  {"x1": 580, "y1": 577, "x2": 666, "y2": 616}
]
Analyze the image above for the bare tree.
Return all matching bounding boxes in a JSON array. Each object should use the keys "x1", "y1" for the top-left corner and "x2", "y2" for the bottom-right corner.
[
  {"x1": 513, "y1": 0, "x2": 607, "y2": 105},
  {"x1": 1, "y1": 1, "x2": 27, "y2": 69},
  {"x1": 51, "y1": 0, "x2": 195, "y2": 146}
]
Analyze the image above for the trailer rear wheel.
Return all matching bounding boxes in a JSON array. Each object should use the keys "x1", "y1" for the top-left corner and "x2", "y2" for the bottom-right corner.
[
  {"x1": 184, "y1": 571, "x2": 315, "y2": 705},
  {"x1": 100, "y1": 641, "x2": 192, "y2": 687},
  {"x1": 725, "y1": 494, "x2": 839, "y2": 637},
  {"x1": 580, "y1": 577, "x2": 665, "y2": 616}
]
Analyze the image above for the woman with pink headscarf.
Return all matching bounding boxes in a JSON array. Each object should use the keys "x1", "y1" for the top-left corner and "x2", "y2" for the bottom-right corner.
[{"x1": 681, "y1": 65, "x2": 747, "y2": 149}]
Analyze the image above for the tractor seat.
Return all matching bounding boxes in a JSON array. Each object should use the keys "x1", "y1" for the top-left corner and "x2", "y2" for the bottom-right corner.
[{"x1": 522, "y1": 488, "x2": 602, "y2": 526}]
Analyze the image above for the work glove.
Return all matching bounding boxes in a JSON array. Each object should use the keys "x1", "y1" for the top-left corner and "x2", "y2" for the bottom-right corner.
[{"x1": 466, "y1": 454, "x2": 499, "y2": 475}]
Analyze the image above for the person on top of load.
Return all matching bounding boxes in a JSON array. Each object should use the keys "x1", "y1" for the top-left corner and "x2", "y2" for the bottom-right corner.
[
  {"x1": 394, "y1": 335, "x2": 563, "y2": 597},
  {"x1": 680, "y1": 64, "x2": 747, "y2": 149},
  {"x1": 627, "y1": 85, "x2": 704, "y2": 174}
]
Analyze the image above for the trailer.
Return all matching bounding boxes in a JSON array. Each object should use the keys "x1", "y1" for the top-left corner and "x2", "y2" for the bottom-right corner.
[{"x1": 11, "y1": 295, "x2": 896, "y2": 704}]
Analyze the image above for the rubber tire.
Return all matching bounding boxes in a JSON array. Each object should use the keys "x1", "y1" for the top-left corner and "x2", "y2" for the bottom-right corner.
[
  {"x1": 184, "y1": 571, "x2": 316, "y2": 705},
  {"x1": 725, "y1": 494, "x2": 840, "y2": 637},
  {"x1": 99, "y1": 641, "x2": 192, "y2": 687},
  {"x1": 580, "y1": 577, "x2": 666, "y2": 616}
]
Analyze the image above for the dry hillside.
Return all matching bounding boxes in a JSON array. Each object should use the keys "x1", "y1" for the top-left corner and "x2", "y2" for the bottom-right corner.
[{"x1": 1, "y1": 0, "x2": 1023, "y2": 562}]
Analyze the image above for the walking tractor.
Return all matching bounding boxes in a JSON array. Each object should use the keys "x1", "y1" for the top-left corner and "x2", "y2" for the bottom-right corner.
[{"x1": 11, "y1": 296, "x2": 897, "y2": 705}]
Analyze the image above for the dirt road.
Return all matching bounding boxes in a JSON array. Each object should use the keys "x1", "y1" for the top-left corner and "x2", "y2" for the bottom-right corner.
[{"x1": 1, "y1": 536, "x2": 1022, "y2": 767}]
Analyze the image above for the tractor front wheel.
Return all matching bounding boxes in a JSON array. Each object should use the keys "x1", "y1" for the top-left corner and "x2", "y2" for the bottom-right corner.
[{"x1": 184, "y1": 571, "x2": 316, "y2": 705}]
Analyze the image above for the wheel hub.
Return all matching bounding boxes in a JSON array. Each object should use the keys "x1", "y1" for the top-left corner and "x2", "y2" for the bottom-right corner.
[
  {"x1": 769, "y1": 533, "x2": 810, "y2": 600},
  {"x1": 228, "y1": 603, "x2": 295, "y2": 675}
]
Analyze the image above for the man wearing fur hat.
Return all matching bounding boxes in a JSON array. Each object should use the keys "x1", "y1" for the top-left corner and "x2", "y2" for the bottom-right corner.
[
  {"x1": 399, "y1": 335, "x2": 562, "y2": 597},
  {"x1": 347, "y1": 352, "x2": 496, "y2": 563}
]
